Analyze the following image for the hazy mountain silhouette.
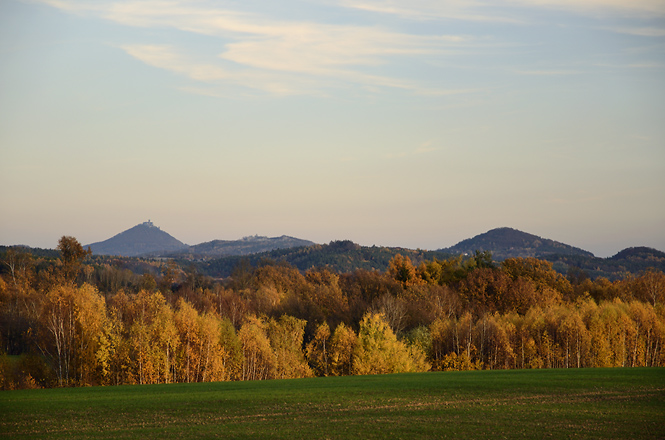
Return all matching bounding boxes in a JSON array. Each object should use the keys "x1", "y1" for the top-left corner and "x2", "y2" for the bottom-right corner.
[
  {"x1": 168, "y1": 235, "x2": 315, "y2": 258},
  {"x1": 441, "y1": 227, "x2": 594, "y2": 261},
  {"x1": 86, "y1": 223, "x2": 314, "y2": 258},
  {"x1": 86, "y1": 221, "x2": 188, "y2": 257}
]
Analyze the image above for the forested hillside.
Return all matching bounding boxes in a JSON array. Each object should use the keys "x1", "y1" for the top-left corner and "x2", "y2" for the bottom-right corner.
[
  {"x1": 442, "y1": 227, "x2": 594, "y2": 260},
  {"x1": 544, "y1": 247, "x2": 665, "y2": 281},
  {"x1": 169, "y1": 235, "x2": 316, "y2": 258},
  {"x1": 193, "y1": 240, "x2": 452, "y2": 277},
  {"x1": 180, "y1": 240, "x2": 665, "y2": 282},
  {"x1": 1, "y1": 237, "x2": 664, "y2": 390}
]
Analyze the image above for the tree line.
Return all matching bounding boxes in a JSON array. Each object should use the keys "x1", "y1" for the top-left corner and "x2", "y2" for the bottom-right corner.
[{"x1": 1, "y1": 237, "x2": 664, "y2": 389}]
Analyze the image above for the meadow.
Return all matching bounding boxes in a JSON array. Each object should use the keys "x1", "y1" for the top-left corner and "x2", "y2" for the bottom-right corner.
[{"x1": 1, "y1": 368, "x2": 663, "y2": 439}]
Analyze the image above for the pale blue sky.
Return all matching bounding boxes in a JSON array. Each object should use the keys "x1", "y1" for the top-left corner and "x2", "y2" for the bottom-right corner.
[{"x1": 1, "y1": 0, "x2": 664, "y2": 257}]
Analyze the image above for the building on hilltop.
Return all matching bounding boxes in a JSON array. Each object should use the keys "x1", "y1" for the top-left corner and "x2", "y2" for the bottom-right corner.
[{"x1": 142, "y1": 220, "x2": 160, "y2": 230}]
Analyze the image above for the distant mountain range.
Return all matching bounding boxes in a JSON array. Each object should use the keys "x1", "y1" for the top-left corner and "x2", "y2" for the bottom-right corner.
[
  {"x1": 8, "y1": 222, "x2": 656, "y2": 280},
  {"x1": 439, "y1": 227, "x2": 594, "y2": 260},
  {"x1": 85, "y1": 221, "x2": 314, "y2": 258}
]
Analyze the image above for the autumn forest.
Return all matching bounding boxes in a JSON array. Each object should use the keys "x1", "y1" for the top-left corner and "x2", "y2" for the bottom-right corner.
[{"x1": 1, "y1": 236, "x2": 664, "y2": 390}]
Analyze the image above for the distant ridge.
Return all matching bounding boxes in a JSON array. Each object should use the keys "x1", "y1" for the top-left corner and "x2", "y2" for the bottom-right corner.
[
  {"x1": 168, "y1": 235, "x2": 316, "y2": 258},
  {"x1": 441, "y1": 227, "x2": 594, "y2": 261},
  {"x1": 610, "y1": 246, "x2": 665, "y2": 262},
  {"x1": 87, "y1": 221, "x2": 188, "y2": 257},
  {"x1": 86, "y1": 222, "x2": 315, "y2": 259},
  {"x1": 4, "y1": 226, "x2": 663, "y2": 281},
  {"x1": 194, "y1": 240, "x2": 451, "y2": 278}
]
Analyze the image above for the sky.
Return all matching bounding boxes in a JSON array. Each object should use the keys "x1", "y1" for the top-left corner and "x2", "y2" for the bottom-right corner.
[{"x1": 1, "y1": 0, "x2": 664, "y2": 258}]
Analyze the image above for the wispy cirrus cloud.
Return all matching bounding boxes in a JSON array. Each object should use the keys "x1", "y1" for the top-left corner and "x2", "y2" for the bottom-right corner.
[
  {"x1": 36, "y1": 0, "x2": 663, "y2": 98},
  {"x1": 333, "y1": 0, "x2": 521, "y2": 23},
  {"x1": 607, "y1": 26, "x2": 665, "y2": 37},
  {"x1": 508, "y1": 0, "x2": 665, "y2": 17},
  {"x1": 120, "y1": 43, "x2": 441, "y2": 96},
  {"x1": 385, "y1": 140, "x2": 439, "y2": 159},
  {"x1": 415, "y1": 141, "x2": 438, "y2": 154},
  {"x1": 334, "y1": 0, "x2": 665, "y2": 19},
  {"x1": 38, "y1": 0, "x2": 474, "y2": 96},
  {"x1": 515, "y1": 69, "x2": 582, "y2": 75},
  {"x1": 120, "y1": 44, "x2": 309, "y2": 96}
]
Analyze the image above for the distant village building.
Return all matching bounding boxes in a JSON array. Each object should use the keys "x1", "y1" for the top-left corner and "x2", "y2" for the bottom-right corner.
[{"x1": 143, "y1": 220, "x2": 160, "y2": 230}]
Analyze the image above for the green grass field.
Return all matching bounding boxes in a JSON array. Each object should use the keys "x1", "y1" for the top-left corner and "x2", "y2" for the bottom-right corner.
[{"x1": 1, "y1": 368, "x2": 663, "y2": 439}]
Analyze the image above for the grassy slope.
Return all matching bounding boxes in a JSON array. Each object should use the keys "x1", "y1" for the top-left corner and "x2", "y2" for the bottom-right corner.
[{"x1": 1, "y1": 368, "x2": 664, "y2": 439}]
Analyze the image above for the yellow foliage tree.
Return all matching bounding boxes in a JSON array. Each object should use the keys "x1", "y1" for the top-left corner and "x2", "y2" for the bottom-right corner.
[
  {"x1": 39, "y1": 284, "x2": 77, "y2": 386},
  {"x1": 353, "y1": 312, "x2": 429, "y2": 375},
  {"x1": 37, "y1": 283, "x2": 106, "y2": 386},
  {"x1": 128, "y1": 290, "x2": 178, "y2": 384},
  {"x1": 96, "y1": 308, "x2": 132, "y2": 385},
  {"x1": 329, "y1": 323, "x2": 357, "y2": 376},
  {"x1": 219, "y1": 318, "x2": 243, "y2": 380},
  {"x1": 388, "y1": 254, "x2": 424, "y2": 287},
  {"x1": 238, "y1": 316, "x2": 276, "y2": 381},
  {"x1": 267, "y1": 315, "x2": 313, "y2": 379},
  {"x1": 306, "y1": 322, "x2": 331, "y2": 376},
  {"x1": 175, "y1": 298, "x2": 200, "y2": 383},
  {"x1": 73, "y1": 283, "x2": 107, "y2": 385},
  {"x1": 197, "y1": 312, "x2": 229, "y2": 382}
]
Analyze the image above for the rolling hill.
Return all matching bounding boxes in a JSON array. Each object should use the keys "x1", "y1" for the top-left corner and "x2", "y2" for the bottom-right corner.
[
  {"x1": 543, "y1": 246, "x2": 665, "y2": 280},
  {"x1": 441, "y1": 227, "x2": 594, "y2": 261}
]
